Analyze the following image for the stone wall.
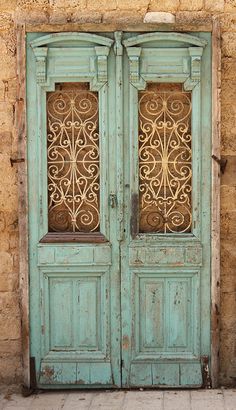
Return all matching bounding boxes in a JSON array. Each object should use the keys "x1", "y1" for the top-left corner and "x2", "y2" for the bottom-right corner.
[{"x1": 0, "y1": 0, "x2": 235, "y2": 386}]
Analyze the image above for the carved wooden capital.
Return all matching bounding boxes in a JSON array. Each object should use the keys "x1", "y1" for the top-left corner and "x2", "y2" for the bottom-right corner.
[
  {"x1": 32, "y1": 47, "x2": 48, "y2": 84},
  {"x1": 184, "y1": 47, "x2": 203, "y2": 91}
]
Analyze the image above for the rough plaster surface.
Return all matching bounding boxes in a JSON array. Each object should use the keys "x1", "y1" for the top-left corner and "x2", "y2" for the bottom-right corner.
[{"x1": 0, "y1": 0, "x2": 235, "y2": 386}]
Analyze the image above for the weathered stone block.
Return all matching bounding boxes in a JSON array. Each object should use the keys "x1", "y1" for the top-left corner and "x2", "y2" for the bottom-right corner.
[
  {"x1": 221, "y1": 210, "x2": 236, "y2": 237},
  {"x1": 117, "y1": 0, "x2": 149, "y2": 9},
  {"x1": 221, "y1": 13, "x2": 236, "y2": 32},
  {"x1": 0, "y1": 293, "x2": 21, "y2": 340},
  {"x1": 205, "y1": 0, "x2": 224, "y2": 12},
  {"x1": 71, "y1": 11, "x2": 102, "y2": 23},
  {"x1": 0, "y1": 251, "x2": 13, "y2": 275},
  {"x1": 224, "y1": 0, "x2": 236, "y2": 13},
  {"x1": 14, "y1": 8, "x2": 48, "y2": 24},
  {"x1": 87, "y1": 0, "x2": 116, "y2": 12},
  {"x1": 149, "y1": 0, "x2": 180, "y2": 12},
  {"x1": 50, "y1": 0, "x2": 86, "y2": 7},
  {"x1": 175, "y1": 11, "x2": 212, "y2": 25},
  {"x1": 179, "y1": 0, "x2": 204, "y2": 11},
  {"x1": 221, "y1": 186, "x2": 236, "y2": 212},
  {"x1": 0, "y1": 356, "x2": 22, "y2": 384},
  {"x1": 0, "y1": 273, "x2": 18, "y2": 292},
  {"x1": 0, "y1": 0, "x2": 17, "y2": 11},
  {"x1": 222, "y1": 33, "x2": 236, "y2": 58},
  {"x1": 222, "y1": 58, "x2": 236, "y2": 80},
  {"x1": 144, "y1": 12, "x2": 175, "y2": 23},
  {"x1": 103, "y1": 10, "x2": 143, "y2": 23}
]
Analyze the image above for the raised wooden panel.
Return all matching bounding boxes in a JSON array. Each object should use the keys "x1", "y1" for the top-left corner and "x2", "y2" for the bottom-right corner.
[
  {"x1": 42, "y1": 273, "x2": 107, "y2": 356},
  {"x1": 134, "y1": 272, "x2": 200, "y2": 358},
  {"x1": 129, "y1": 245, "x2": 202, "y2": 266},
  {"x1": 49, "y1": 279, "x2": 73, "y2": 349},
  {"x1": 168, "y1": 280, "x2": 188, "y2": 348},
  {"x1": 140, "y1": 279, "x2": 164, "y2": 350},
  {"x1": 152, "y1": 363, "x2": 179, "y2": 386},
  {"x1": 129, "y1": 362, "x2": 202, "y2": 387},
  {"x1": 38, "y1": 244, "x2": 112, "y2": 265},
  {"x1": 76, "y1": 279, "x2": 100, "y2": 349},
  {"x1": 39, "y1": 361, "x2": 113, "y2": 385},
  {"x1": 141, "y1": 49, "x2": 190, "y2": 76}
]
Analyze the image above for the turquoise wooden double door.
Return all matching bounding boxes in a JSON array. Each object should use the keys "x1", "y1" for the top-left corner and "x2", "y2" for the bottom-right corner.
[{"x1": 27, "y1": 31, "x2": 211, "y2": 388}]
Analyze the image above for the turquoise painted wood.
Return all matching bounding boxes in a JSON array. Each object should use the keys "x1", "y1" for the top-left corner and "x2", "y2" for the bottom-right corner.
[{"x1": 27, "y1": 31, "x2": 212, "y2": 388}]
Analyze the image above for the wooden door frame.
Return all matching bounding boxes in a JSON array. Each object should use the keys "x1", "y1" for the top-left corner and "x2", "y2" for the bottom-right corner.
[{"x1": 16, "y1": 19, "x2": 221, "y2": 389}]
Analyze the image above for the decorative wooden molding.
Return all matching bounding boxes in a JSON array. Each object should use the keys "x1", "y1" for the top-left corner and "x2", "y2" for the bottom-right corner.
[
  {"x1": 184, "y1": 47, "x2": 204, "y2": 91},
  {"x1": 123, "y1": 32, "x2": 208, "y2": 47},
  {"x1": 32, "y1": 47, "x2": 48, "y2": 84},
  {"x1": 30, "y1": 32, "x2": 114, "y2": 48},
  {"x1": 114, "y1": 31, "x2": 123, "y2": 56},
  {"x1": 95, "y1": 46, "x2": 110, "y2": 84},
  {"x1": 126, "y1": 47, "x2": 146, "y2": 89}
]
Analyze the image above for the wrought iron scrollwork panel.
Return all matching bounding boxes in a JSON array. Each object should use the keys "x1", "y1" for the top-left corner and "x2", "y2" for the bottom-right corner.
[
  {"x1": 138, "y1": 84, "x2": 192, "y2": 234},
  {"x1": 47, "y1": 83, "x2": 100, "y2": 233}
]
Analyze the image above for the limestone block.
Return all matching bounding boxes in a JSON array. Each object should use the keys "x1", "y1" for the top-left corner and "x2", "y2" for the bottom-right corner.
[
  {"x1": 225, "y1": 0, "x2": 236, "y2": 13},
  {"x1": 87, "y1": 0, "x2": 116, "y2": 11},
  {"x1": 221, "y1": 291, "x2": 236, "y2": 330},
  {"x1": 205, "y1": 0, "x2": 224, "y2": 12},
  {"x1": 14, "y1": 8, "x2": 48, "y2": 24},
  {"x1": 0, "y1": 0, "x2": 17, "y2": 11},
  {"x1": 222, "y1": 58, "x2": 236, "y2": 80},
  {"x1": 221, "y1": 186, "x2": 236, "y2": 212},
  {"x1": 0, "y1": 339, "x2": 21, "y2": 355},
  {"x1": 0, "y1": 251, "x2": 13, "y2": 275},
  {"x1": 144, "y1": 12, "x2": 175, "y2": 24},
  {"x1": 0, "y1": 293, "x2": 21, "y2": 340},
  {"x1": 117, "y1": 0, "x2": 149, "y2": 10},
  {"x1": 0, "y1": 273, "x2": 18, "y2": 292},
  {"x1": 0, "y1": 211, "x2": 5, "y2": 231},
  {"x1": 0, "y1": 232, "x2": 10, "y2": 252},
  {"x1": 148, "y1": 0, "x2": 180, "y2": 12},
  {"x1": 50, "y1": 0, "x2": 86, "y2": 8},
  {"x1": 71, "y1": 11, "x2": 102, "y2": 23},
  {"x1": 0, "y1": 357, "x2": 22, "y2": 384},
  {"x1": 222, "y1": 33, "x2": 236, "y2": 58},
  {"x1": 221, "y1": 210, "x2": 236, "y2": 237},
  {"x1": 179, "y1": 0, "x2": 204, "y2": 11},
  {"x1": 103, "y1": 10, "x2": 143, "y2": 23},
  {"x1": 175, "y1": 11, "x2": 212, "y2": 26},
  {"x1": 221, "y1": 13, "x2": 236, "y2": 32}
]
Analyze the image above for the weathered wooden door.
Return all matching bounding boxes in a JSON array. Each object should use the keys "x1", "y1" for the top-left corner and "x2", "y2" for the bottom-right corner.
[{"x1": 27, "y1": 31, "x2": 211, "y2": 388}]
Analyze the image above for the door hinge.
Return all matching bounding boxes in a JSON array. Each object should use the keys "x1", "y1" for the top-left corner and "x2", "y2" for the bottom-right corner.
[
  {"x1": 201, "y1": 355, "x2": 212, "y2": 389},
  {"x1": 212, "y1": 154, "x2": 227, "y2": 174},
  {"x1": 10, "y1": 157, "x2": 25, "y2": 167}
]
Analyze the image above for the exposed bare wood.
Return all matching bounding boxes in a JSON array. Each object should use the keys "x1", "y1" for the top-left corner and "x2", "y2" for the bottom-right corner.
[
  {"x1": 25, "y1": 23, "x2": 213, "y2": 33},
  {"x1": 211, "y1": 17, "x2": 221, "y2": 389},
  {"x1": 40, "y1": 232, "x2": 108, "y2": 243},
  {"x1": 15, "y1": 24, "x2": 30, "y2": 388}
]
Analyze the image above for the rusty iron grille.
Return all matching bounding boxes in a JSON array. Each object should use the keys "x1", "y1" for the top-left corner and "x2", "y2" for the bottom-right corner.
[
  {"x1": 47, "y1": 83, "x2": 100, "y2": 233},
  {"x1": 138, "y1": 84, "x2": 192, "y2": 233}
]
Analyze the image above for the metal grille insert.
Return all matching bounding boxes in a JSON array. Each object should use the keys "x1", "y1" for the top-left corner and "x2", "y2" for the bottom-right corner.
[
  {"x1": 138, "y1": 83, "x2": 192, "y2": 233},
  {"x1": 47, "y1": 83, "x2": 100, "y2": 233}
]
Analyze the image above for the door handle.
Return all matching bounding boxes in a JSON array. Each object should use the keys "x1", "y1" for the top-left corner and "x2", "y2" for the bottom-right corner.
[{"x1": 109, "y1": 193, "x2": 117, "y2": 208}]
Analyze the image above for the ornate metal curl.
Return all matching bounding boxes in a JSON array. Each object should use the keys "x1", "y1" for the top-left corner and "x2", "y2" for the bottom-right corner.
[
  {"x1": 138, "y1": 85, "x2": 192, "y2": 233},
  {"x1": 47, "y1": 87, "x2": 100, "y2": 233}
]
